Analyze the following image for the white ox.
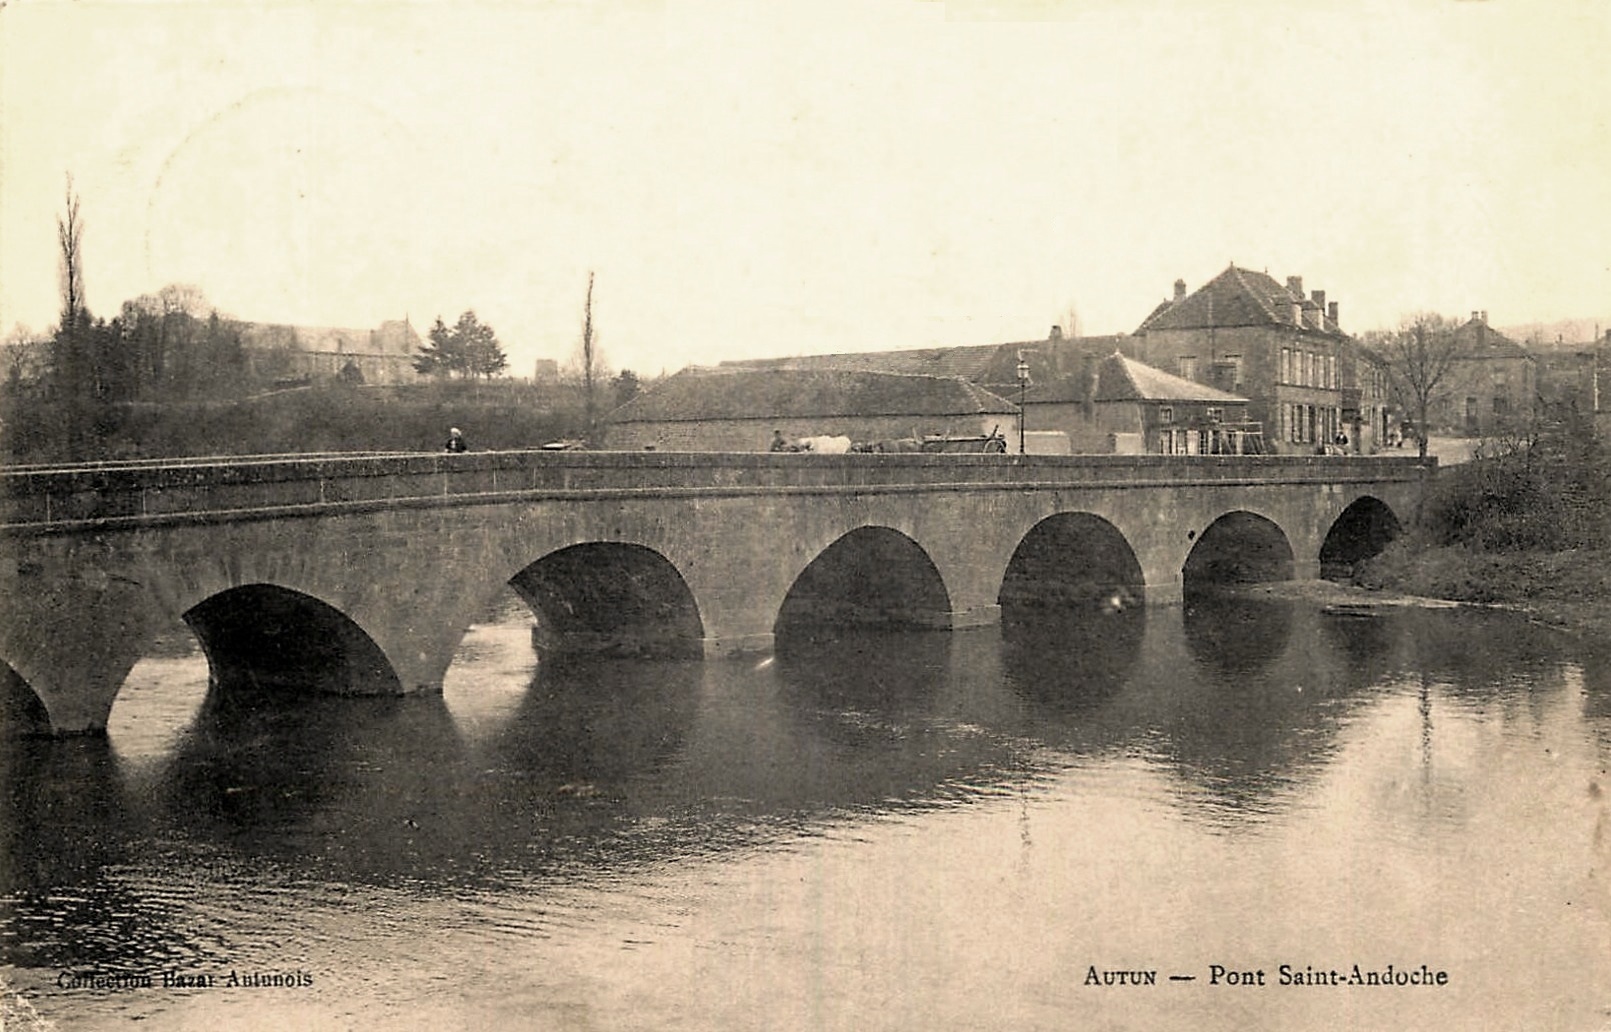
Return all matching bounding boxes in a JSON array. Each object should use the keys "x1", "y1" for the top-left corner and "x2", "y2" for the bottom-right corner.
[{"x1": 795, "y1": 435, "x2": 853, "y2": 454}]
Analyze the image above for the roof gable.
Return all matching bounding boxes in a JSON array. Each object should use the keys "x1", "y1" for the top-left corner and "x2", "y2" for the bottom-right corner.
[
  {"x1": 1094, "y1": 352, "x2": 1247, "y2": 403},
  {"x1": 1138, "y1": 264, "x2": 1344, "y2": 336}
]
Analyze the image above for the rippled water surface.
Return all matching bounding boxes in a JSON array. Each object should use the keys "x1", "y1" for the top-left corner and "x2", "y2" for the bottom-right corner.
[{"x1": 5, "y1": 596, "x2": 1611, "y2": 1031}]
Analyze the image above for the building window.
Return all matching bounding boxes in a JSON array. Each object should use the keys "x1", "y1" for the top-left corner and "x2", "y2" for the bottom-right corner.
[
  {"x1": 1205, "y1": 407, "x2": 1223, "y2": 423},
  {"x1": 1493, "y1": 395, "x2": 1509, "y2": 417},
  {"x1": 1281, "y1": 348, "x2": 1291, "y2": 384},
  {"x1": 1327, "y1": 354, "x2": 1337, "y2": 390},
  {"x1": 1178, "y1": 356, "x2": 1197, "y2": 381},
  {"x1": 1160, "y1": 406, "x2": 1175, "y2": 425}
]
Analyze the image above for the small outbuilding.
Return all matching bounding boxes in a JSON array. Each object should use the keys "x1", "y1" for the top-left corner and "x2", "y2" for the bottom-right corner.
[{"x1": 1026, "y1": 351, "x2": 1258, "y2": 454}]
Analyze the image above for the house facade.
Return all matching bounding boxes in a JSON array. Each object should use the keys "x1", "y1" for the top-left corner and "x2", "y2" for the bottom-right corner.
[
  {"x1": 1422, "y1": 312, "x2": 1537, "y2": 435},
  {"x1": 1131, "y1": 265, "x2": 1353, "y2": 453},
  {"x1": 605, "y1": 367, "x2": 1019, "y2": 451},
  {"x1": 238, "y1": 318, "x2": 425, "y2": 386}
]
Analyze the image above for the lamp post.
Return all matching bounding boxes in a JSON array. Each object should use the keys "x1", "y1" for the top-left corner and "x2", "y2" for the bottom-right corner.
[{"x1": 1015, "y1": 350, "x2": 1031, "y2": 454}]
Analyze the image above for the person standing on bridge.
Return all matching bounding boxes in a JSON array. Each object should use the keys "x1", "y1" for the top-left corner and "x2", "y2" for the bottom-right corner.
[{"x1": 444, "y1": 427, "x2": 468, "y2": 453}]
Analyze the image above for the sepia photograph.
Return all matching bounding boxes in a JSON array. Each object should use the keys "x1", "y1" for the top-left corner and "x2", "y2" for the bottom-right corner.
[{"x1": 2, "y1": 1, "x2": 1610, "y2": 1029}]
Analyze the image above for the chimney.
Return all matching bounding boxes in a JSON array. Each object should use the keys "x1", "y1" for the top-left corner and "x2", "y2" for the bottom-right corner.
[
  {"x1": 1311, "y1": 289, "x2": 1326, "y2": 315},
  {"x1": 1328, "y1": 301, "x2": 1338, "y2": 326},
  {"x1": 1471, "y1": 310, "x2": 1481, "y2": 323},
  {"x1": 1480, "y1": 310, "x2": 1488, "y2": 325},
  {"x1": 1049, "y1": 324, "x2": 1063, "y2": 341},
  {"x1": 1287, "y1": 275, "x2": 1304, "y2": 298},
  {"x1": 1174, "y1": 278, "x2": 1187, "y2": 301}
]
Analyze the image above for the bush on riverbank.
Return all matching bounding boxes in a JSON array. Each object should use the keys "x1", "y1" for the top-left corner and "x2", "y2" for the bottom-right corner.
[{"x1": 1354, "y1": 411, "x2": 1611, "y2": 633}]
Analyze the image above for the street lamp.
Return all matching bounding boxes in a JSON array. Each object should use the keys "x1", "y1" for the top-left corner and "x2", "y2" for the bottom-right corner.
[{"x1": 1015, "y1": 350, "x2": 1031, "y2": 454}]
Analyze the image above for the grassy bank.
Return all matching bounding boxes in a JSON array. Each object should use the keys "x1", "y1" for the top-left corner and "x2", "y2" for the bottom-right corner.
[
  {"x1": 1, "y1": 381, "x2": 598, "y2": 462},
  {"x1": 1351, "y1": 419, "x2": 1611, "y2": 641},
  {"x1": 1355, "y1": 541, "x2": 1611, "y2": 639}
]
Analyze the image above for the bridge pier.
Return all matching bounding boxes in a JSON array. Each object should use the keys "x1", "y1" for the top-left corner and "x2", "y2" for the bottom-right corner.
[
  {"x1": 947, "y1": 603, "x2": 1001, "y2": 629},
  {"x1": 701, "y1": 631, "x2": 775, "y2": 658},
  {"x1": 1141, "y1": 564, "x2": 1184, "y2": 607}
]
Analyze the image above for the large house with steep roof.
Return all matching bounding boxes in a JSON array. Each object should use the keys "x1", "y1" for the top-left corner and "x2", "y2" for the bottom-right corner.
[
  {"x1": 605, "y1": 367, "x2": 1020, "y2": 451},
  {"x1": 1131, "y1": 265, "x2": 1363, "y2": 452}
]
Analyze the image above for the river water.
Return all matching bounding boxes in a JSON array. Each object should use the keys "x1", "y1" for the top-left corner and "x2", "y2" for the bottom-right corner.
[{"x1": 4, "y1": 594, "x2": 1611, "y2": 1031}]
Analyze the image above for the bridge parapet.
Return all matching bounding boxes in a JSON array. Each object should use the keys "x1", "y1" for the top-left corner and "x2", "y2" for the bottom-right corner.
[{"x1": 0, "y1": 451, "x2": 1433, "y2": 533}]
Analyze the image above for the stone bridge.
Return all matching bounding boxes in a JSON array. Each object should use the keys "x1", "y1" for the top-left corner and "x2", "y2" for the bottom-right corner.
[{"x1": 0, "y1": 449, "x2": 1428, "y2": 734}]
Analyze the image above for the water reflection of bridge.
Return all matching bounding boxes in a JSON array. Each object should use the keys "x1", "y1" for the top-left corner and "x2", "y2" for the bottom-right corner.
[{"x1": 1, "y1": 449, "x2": 1424, "y2": 734}]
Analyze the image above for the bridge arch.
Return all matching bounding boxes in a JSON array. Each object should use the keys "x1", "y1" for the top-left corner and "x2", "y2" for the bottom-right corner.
[
  {"x1": 183, "y1": 584, "x2": 402, "y2": 694},
  {"x1": 508, "y1": 542, "x2": 705, "y2": 659},
  {"x1": 1182, "y1": 510, "x2": 1296, "y2": 595},
  {"x1": 1319, "y1": 496, "x2": 1403, "y2": 579},
  {"x1": 999, "y1": 512, "x2": 1145, "y2": 614},
  {"x1": 1, "y1": 660, "x2": 52, "y2": 736},
  {"x1": 775, "y1": 525, "x2": 951, "y2": 648}
]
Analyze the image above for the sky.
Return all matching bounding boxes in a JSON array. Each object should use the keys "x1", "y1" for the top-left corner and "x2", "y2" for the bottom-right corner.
[{"x1": 2, "y1": 0, "x2": 1608, "y2": 378}]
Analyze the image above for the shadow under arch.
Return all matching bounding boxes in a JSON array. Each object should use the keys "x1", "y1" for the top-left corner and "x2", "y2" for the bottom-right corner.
[
  {"x1": 510, "y1": 543, "x2": 704, "y2": 659},
  {"x1": 1182, "y1": 510, "x2": 1295, "y2": 596},
  {"x1": 1319, "y1": 496, "x2": 1403, "y2": 580},
  {"x1": 0, "y1": 659, "x2": 52, "y2": 736},
  {"x1": 184, "y1": 584, "x2": 401, "y2": 695},
  {"x1": 775, "y1": 526, "x2": 951, "y2": 651},
  {"x1": 999, "y1": 511, "x2": 1145, "y2": 618}
]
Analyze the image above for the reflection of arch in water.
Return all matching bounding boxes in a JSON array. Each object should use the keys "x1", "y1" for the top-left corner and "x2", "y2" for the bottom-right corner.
[
  {"x1": 1000, "y1": 607, "x2": 1145, "y2": 716},
  {"x1": 483, "y1": 655, "x2": 703, "y2": 785},
  {"x1": 773, "y1": 629, "x2": 951, "y2": 724},
  {"x1": 1182, "y1": 591, "x2": 1294, "y2": 679},
  {"x1": 775, "y1": 527, "x2": 951, "y2": 650},
  {"x1": 1182, "y1": 511, "x2": 1295, "y2": 595},
  {"x1": 0, "y1": 659, "x2": 51, "y2": 736},
  {"x1": 184, "y1": 584, "x2": 400, "y2": 695},
  {"x1": 0, "y1": 737, "x2": 178, "y2": 967},
  {"x1": 157, "y1": 690, "x2": 451, "y2": 831},
  {"x1": 999, "y1": 513, "x2": 1145, "y2": 616},
  {"x1": 1319, "y1": 496, "x2": 1402, "y2": 580},
  {"x1": 510, "y1": 543, "x2": 704, "y2": 659}
]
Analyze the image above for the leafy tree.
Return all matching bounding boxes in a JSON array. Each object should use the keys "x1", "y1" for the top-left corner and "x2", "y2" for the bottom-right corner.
[
  {"x1": 613, "y1": 368, "x2": 642, "y2": 406},
  {"x1": 415, "y1": 310, "x2": 507, "y2": 379}
]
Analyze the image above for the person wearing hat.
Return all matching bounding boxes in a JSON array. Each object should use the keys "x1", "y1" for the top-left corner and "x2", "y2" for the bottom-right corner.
[{"x1": 444, "y1": 427, "x2": 468, "y2": 453}]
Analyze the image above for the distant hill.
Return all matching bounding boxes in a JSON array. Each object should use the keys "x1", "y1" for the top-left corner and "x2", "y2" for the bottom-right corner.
[{"x1": 1499, "y1": 318, "x2": 1609, "y2": 351}]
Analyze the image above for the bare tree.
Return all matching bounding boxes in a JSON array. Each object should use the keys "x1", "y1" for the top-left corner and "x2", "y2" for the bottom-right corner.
[
  {"x1": 1365, "y1": 312, "x2": 1468, "y2": 462},
  {"x1": 57, "y1": 175, "x2": 85, "y2": 332},
  {"x1": 577, "y1": 271, "x2": 604, "y2": 442},
  {"x1": 1056, "y1": 302, "x2": 1082, "y2": 340}
]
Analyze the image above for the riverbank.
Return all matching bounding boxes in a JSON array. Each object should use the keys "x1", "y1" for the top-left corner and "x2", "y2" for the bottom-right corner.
[{"x1": 1243, "y1": 547, "x2": 1611, "y2": 645}]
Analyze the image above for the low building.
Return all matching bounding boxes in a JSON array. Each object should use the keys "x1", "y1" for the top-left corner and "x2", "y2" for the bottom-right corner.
[
  {"x1": 604, "y1": 367, "x2": 1020, "y2": 451},
  {"x1": 1025, "y1": 351, "x2": 1255, "y2": 454}
]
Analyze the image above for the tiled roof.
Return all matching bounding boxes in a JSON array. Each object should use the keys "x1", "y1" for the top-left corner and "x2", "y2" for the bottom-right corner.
[
  {"x1": 1452, "y1": 318, "x2": 1533, "y2": 360},
  {"x1": 608, "y1": 367, "x2": 1020, "y2": 423},
  {"x1": 1093, "y1": 351, "x2": 1247, "y2": 403},
  {"x1": 722, "y1": 343, "x2": 1003, "y2": 381},
  {"x1": 1137, "y1": 264, "x2": 1344, "y2": 337}
]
